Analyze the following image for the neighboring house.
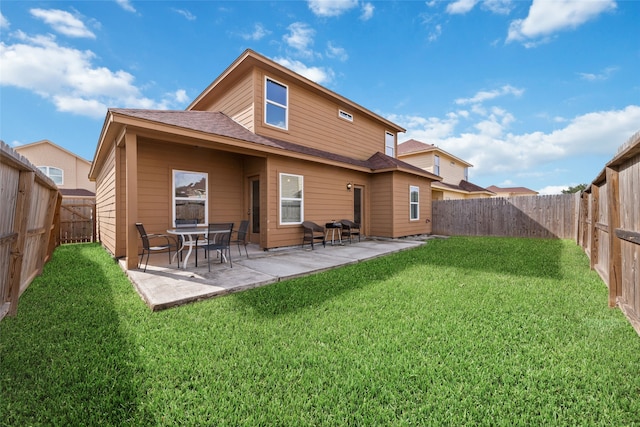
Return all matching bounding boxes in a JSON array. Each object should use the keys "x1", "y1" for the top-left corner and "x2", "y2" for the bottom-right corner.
[
  {"x1": 14, "y1": 139, "x2": 95, "y2": 198},
  {"x1": 486, "y1": 185, "x2": 539, "y2": 197},
  {"x1": 89, "y1": 49, "x2": 441, "y2": 269},
  {"x1": 397, "y1": 139, "x2": 493, "y2": 200}
]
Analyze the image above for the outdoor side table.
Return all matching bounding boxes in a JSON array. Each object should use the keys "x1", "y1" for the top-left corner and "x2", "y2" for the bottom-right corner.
[{"x1": 325, "y1": 222, "x2": 343, "y2": 245}]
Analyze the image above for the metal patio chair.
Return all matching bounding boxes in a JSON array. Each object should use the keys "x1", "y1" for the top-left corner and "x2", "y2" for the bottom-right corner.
[
  {"x1": 231, "y1": 219, "x2": 250, "y2": 258},
  {"x1": 135, "y1": 222, "x2": 179, "y2": 272},
  {"x1": 199, "y1": 222, "x2": 234, "y2": 271}
]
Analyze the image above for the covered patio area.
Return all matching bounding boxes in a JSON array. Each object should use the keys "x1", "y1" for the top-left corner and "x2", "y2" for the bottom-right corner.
[{"x1": 123, "y1": 238, "x2": 428, "y2": 311}]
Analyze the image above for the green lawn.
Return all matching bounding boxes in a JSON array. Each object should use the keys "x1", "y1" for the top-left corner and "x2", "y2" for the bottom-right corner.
[{"x1": 1, "y1": 237, "x2": 639, "y2": 426}]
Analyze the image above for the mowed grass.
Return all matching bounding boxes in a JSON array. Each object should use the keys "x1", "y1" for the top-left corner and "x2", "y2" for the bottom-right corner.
[{"x1": 1, "y1": 237, "x2": 639, "y2": 426}]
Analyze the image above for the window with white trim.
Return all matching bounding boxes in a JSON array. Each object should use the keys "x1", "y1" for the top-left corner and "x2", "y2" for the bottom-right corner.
[
  {"x1": 464, "y1": 167, "x2": 469, "y2": 181},
  {"x1": 385, "y1": 131, "x2": 395, "y2": 157},
  {"x1": 434, "y1": 155, "x2": 440, "y2": 176},
  {"x1": 38, "y1": 166, "x2": 63, "y2": 185},
  {"x1": 265, "y1": 77, "x2": 288, "y2": 129},
  {"x1": 173, "y1": 170, "x2": 208, "y2": 226},
  {"x1": 410, "y1": 185, "x2": 419, "y2": 220},
  {"x1": 280, "y1": 173, "x2": 303, "y2": 224}
]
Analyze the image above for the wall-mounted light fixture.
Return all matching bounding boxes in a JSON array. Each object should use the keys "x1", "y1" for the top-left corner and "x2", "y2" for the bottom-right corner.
[{"x1": 346, "y1": 182, "x2": 352, "y2": 191}]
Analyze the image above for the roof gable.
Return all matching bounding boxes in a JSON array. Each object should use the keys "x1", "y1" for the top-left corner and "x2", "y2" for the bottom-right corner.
[
  {"x1": 187, "y1": 49, "x2": 405, "y2": 133},
  {"x1": 14, "y1": 139, "x2": 92, "y2": 164}
]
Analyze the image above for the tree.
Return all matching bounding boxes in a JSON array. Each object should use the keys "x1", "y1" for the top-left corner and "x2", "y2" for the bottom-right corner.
[{"x1": 561, "y1": 184, "x2": 587, "y2": 194}]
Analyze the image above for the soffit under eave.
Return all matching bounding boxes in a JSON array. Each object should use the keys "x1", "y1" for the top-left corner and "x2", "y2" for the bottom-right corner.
[{"x1": 89, "y1": 111, "x2": 123, "y2": 180}]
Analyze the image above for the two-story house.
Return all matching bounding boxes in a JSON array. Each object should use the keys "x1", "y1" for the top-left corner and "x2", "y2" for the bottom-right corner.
[
  {"x1": 89, "y1": 49, "x2": 441, "y2": 269},
  {"x1": 14, "y1": 139, "x2": 95, "y2": 198},
  {"x1": 397, "y1": 139, "x2": 493, "y2": 200}
]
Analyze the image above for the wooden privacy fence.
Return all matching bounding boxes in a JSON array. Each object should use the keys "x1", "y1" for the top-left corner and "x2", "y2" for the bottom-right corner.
[
  {"x1": 432, "y1": 194, "x2": 579, "y2": 239},
  {"x1": 1, "y1": 141, "x2": 61, "y2": 320},
  {"x1": 59, "y1": 198, "x2": 96, "y2": 244},
  {"x1": 579, "y1": 131, "x2": 640, "y2": 333}
]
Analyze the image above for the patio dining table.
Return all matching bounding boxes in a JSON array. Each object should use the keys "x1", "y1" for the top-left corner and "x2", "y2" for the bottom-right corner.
[{"x1": 165, "y1": 227, "x2": 211, "y2": 269}]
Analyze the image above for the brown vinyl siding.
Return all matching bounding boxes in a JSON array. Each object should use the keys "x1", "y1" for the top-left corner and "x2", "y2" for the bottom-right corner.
[
  {"x1": 197, "y1": 72, "x2": 255, "y2": 132},
  {"x1": 94, "y1": 143, "x2": 117, "y2": 256},
  {"x1": 369, "y1": 173, "x2": 432, "y2": 238},
  {"x1": 252, "y1": 69, "x2": 389, "y2": 161},
  {"x1": 370, "y1": 174, "x2": 394, "y2": 237},
  {"x1": 265, "y1": 155, "x2": 370, "y2": 249},
  {"x1": 136, "y1": 140, "x2": 244, "y2": 233}
]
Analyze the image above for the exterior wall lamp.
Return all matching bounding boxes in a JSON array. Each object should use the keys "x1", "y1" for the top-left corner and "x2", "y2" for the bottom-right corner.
[{"x1": 346, "y1": 182, "x2": 352, "y2": 191}]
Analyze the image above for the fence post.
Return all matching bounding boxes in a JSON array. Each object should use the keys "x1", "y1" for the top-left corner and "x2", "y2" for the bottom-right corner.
[
  {"x1": 606, "y1": 167, "x2": 622, "y2": 307},
  {"x1": 589, "y1": 185, "x2": 599, "y2": 271},
  {"x1": 8, "y1": 170, "x2": 34, "y2": 316}
]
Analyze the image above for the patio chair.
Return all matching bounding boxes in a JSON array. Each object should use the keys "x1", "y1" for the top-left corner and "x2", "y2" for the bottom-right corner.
[
  {"x1": 200, "y1": 222, "x2": 234, "y2": 271},
  {"x1": 302, "y1": 221, "x2": 326, "y2": 249},
  {"x1": 340, "y1": 219, "x2": 361, "y2": 243},
  {"x1": 135, "y1": 223, "x2": 179, "y2": 272},
  {"x1": 231, "y1": 219, "x2": 250, "y2": 258}
]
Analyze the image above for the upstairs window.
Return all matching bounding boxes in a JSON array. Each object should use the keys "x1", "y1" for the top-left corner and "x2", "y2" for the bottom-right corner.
[
  {"x1": 434, "y1": 155, "x2": 440, "y2": 176},
  {"x1": 38, "y1": 166, "x2": 63, "y2": 185},
  {"x1": 464, "y1": 167, "x2": 469, "y2": 181},
  {"x1": 385, "y1": 131, "x2": 395, "y2": 157},
  {"x1": 173, "y1": 170, "x2": 208, "y2": 226},
  {"x1": 265, "y1": 77, "x2": 288, "y2": 129},
  {"x1": 410, "y1": 186, "x2": 419, "y2": 220}
]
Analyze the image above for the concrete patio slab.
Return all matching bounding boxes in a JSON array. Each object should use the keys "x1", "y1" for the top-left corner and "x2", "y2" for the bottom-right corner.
[{"x1": 123, "y1": 238, "x2": 427, "y2": 311}]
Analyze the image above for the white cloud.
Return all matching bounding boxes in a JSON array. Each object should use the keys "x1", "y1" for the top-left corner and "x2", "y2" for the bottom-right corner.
[
  {"x1": 507, "y1": 0, "x2": 616, "y2": 44},
  {"x1": 273, "y1": 57, "x2": 334, "y2": 85},
  {"x1": 1, "y1": 12, "x2": 9, "y2": 30},
  {"x1": 398, "y1": 105, "x2": 640, "y2": 178},
  {"x1": 30, "y1": 8, "x2": 95, "y2": 39},
  {"x1": 326, "y1": 42, "x2": 348, "y2": 61},
  {"x1": 283, "y1": 22, "x2": 315, "y2": 57},
  {"x1": 115, "y1": 0, "x2": 136, "y2": 13},
  {"x1": 578, "y1": 66, "x2": 618, "y2": 81},
  {"x1": 537, "y1": 185, "x2": 569, "y2": 195},
  {"x1": 241, "y1": 23, "x2": 270, "y2": 41},
  {"x1": 482, "y1": 0, "x2": 513, "y2": 14},
  {"x1": 308, "y1": 0, "x2": 359, "y2": 17},
  {"x1": 446, "y1": 0, "x2": 479, "y2": 14},
  {"x1": 360, "y1": 3, "x2": 375, "y2": 20},
  {"x1": 0, "y1": 31, "x2": 181, "y2": 118},
  {"x1": 173, "y1": 8, "x2": 196, "y2": 21},
  {"x1": 455, "y1": 85, "x2": 524, "y2": 105}
]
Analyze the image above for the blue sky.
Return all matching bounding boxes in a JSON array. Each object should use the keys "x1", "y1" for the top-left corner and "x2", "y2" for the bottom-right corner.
[{"x1": 1, "y1": 0, "x2": 638, "y2": 194}]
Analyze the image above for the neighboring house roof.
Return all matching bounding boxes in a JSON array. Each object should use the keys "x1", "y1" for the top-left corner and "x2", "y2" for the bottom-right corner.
[
  {"x1": 15, "y1": 139, "x2": 92, "y2": 164},
  {"x1": 94, "y1": 109, "x2": 440, "y2": 181},
  {"x1": 60, "y1": 189, "x2": 95, "y2": 197},
  {"x1": 398, "y1": 138, "x2": 472, "y2": 167},
  {"x1": 434, "y1": 180, "x2": 495, "y2": 195},
  {"x1": 486, "y1": 185, "x2": 538, "y2": 196}
]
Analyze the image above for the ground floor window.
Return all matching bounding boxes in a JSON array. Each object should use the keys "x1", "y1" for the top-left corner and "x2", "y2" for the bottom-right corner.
[
  {"x1": 173, "y1": 170, "x2": 208, "y2": 226},
  {"x1": 410, "y1": 185, "x2": 419, "y2": 220},
  {"x1": 280, "y1": 173, "x2": 303, "y2": 224}
]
